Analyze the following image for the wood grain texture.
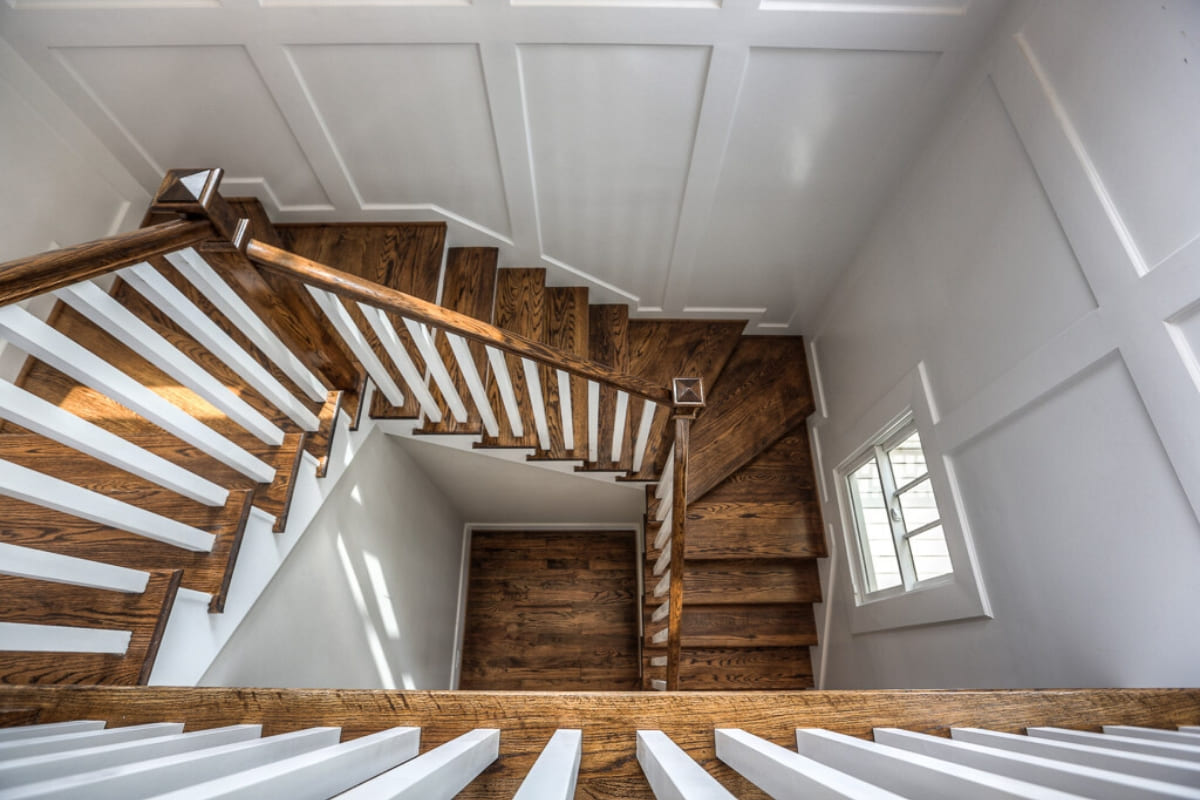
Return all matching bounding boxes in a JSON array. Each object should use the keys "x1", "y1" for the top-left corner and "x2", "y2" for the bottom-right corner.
[
  {"x1": 683, "y1": 559, "x2": 821, "y2": 605},
  {"x1": 667, "y1": 416, "x2": 689, "y2": 690},
  {"x1": 461, "y1": 530, "x2": 639, "y2": 691},
  {"x1": 587, "y1": 305, "x2": 629, "y2": 468},
  {"x1": 248, "y1": 240, "x2": 671, "y2": 404},
  {"x1": 421, "y1": 248, "x2": 498, "y2": 436},
  {"x1": 303, "y1": 390, "x2": 346, "y2": 478},
  {"x1": 540, "y1": 286, "x2": 589, "y2": 459},
  {"x1": 678, "y1": 604, "x2": 817, "y2": 648},
  {"x1": 480, "y1": 269, "x2": 546, "y2": 449},
  {"x1": 0, "y1": 569, "x2": 181, "y2": 685},
  {"x1": 676, "y1": 647, "x2": 814, "y2": 690},
  {"x1": 4, "y1": 686, "x2": 1199, "y2": 800},
  {"x1": 687, "y1": 337, "x2": 813, "y2": 503}
]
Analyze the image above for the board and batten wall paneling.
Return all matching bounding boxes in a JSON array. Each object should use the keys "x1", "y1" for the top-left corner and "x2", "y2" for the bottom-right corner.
[
  {"x1": 200, "y1": 431, "x2": 466, "y2": 690},
  {"x1": 808, "y1": 0, "x2": 1200, "y2": 689}
]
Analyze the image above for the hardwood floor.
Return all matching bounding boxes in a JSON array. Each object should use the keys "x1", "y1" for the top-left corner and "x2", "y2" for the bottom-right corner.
[{"x1": 460, "y1": 530, "x2": 640, "y2": 691}]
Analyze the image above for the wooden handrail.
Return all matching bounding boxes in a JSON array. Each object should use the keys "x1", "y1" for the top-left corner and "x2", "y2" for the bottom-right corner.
[
  {"x1": 246, "y1": 238, "x2": 675, "y2": 406},
  {"x1": 0, "y1": 219, "x2": 214, "y2": 308},
  {"x1": 665, "y1": 415, "x2": 689, "y2": 690}
]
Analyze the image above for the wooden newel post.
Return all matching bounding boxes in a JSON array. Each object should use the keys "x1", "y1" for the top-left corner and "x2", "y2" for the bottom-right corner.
[
  {"x1": 149, "y1": 168, "x2": 250, "y2": 251},
  {"x1": 666, "y1": 377, "x2": 704, "y2": 691}
]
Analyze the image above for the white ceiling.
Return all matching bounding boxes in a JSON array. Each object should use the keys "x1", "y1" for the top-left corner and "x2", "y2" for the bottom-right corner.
[{"x1": 0, "y1": 0, "x2": 1008, "y2": 332}]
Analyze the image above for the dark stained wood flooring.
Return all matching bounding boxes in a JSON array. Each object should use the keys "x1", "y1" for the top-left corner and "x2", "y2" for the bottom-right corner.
[{"x1": 460, "y1": 530, "x2": 640, "y2": 691}]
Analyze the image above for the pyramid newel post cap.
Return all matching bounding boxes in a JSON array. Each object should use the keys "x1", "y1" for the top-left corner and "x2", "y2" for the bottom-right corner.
[
  {"x1": 672, "y1": 377, "x2": 705, "y2": 410},
  {"x1": 150, "y1": 168, "x2": 250, "y2": 251}
]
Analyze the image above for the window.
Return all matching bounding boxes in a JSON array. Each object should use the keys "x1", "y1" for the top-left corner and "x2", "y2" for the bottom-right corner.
[{"x1": 846, "y1": 421, "x2": 953, "y2": 598}]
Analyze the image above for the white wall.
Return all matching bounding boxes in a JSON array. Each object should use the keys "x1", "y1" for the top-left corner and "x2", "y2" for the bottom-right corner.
[
  {"x1": 200, "y1": 431, "x2": 466, "y2": 690},
  {"x1": 809, "y1": 0, "x2": 1200, "y2": 689}
]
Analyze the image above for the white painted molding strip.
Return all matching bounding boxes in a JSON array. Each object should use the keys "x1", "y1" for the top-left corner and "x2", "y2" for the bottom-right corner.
[
  {"x1": 1027, "y1": 729, "x2": 1200, "y2": 762},
  {"x1": 0, "y1": 621, "x2": 130, "y2": 655},
  {"x1": 611, "y1": 390, "x2": 629, "y2": 464},
  {"x1": 637, "y1": 730, "x2": 736, "y2": 799},
  {"x1": 521, "y1": 359, "x2": 551, "y2": 451},
  {"x1": 1103, "y1": 726, "x2": 1200, "y2": 746},
  {"x1": 873, "y1": 728, "x2": 1200, "y2": 800},
  {"x1": 486, "y1": 347, "x2": 523, "y2": 438},
  {"x1": 716, "y1": 729, "x2": 907, "y2": 800},
  {"x1": 654, "y1": 570, "x2": 670, "y2": 598},
  {"x1": 651, "y1": 600, "x2": 669, "y2": 624},
  {"x1": 794, "y1": 729, "x2": 1081, "y2": 799},
  {"x1": 0, "y1": 722, "x2": 106, "y2": 744},
  {"x1": 0, "y1": 724, "x2": 183, "y2": 761},
  {"x1": 0, "y1": 306, "x2": 274, "y2": 484},
  {"x1": 632, "y1": 399, "x2": 656, "y2": 473},
  {"x1": 0, "y1": 458, "x2": 214, "y2": 551},
  {"x1": 0, "y1": 378, "x2": 227, "y2": 507},
  {"x1": 556, "y1": 370, "x2": 574, "y2": 453},
  {"x1": 122, "y1": 264, "x2": 319, "y2": 432},
  {"x1": 587, "y1": 380, "x2": 599, "y2": 462},
  {"x1": 337, "y1": 728, "x2": 499, "y2": 799},
  {"x1": 149, "y1": 726, "x2": 421, "y2": 800},
  {"x1": 55, "y1": 281, "x2": 284, "y2": 447},
  {"x1": 513, "y1": 730, "x2": 582, "y2": 800},
  {"x1": 307, "y1": 287, "x2": 404, "y2": 408},
  {"x1": 165, "y1": 249, "x2": 327, "y2": 403},
  {"x1": 0, "y1": 542, "x2": 148, "y2": 593},
  {"x1": 404, "y1": 321, "x2": 469, "y2": 424},
  {"x1": 653, "y1": 541, "x2": 671, "y2": 577},
  {"x1": 359, "y1": 305, "x2": 441, "y2": 422},
  {"x1": 445, "y1": 332, "x2": 499, "y2": 436},
  {"x1": 0, "y1": 728, "x2": 341, "y2": 800},
  {"x1": 951, "y1": 728, "x2": 1200, "y2": 787},
  {"x1": 0, "y1": 726, "x2": 262, "y2": 789}
]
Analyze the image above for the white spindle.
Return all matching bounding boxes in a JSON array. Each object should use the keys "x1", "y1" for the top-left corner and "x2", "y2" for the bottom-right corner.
[
  {"x1": 0, "y1": 379, "x2": 227, "y2": 507},
  {"x1": 0, "y1": 728, "x2": 340, "y2": 800},
  {"x1": 875, "y1": 728, "x2": 1200, "y2": 800},
  {"x1": 0, "y1": 724, "x2": 182, "y2": 760},
  {"x1": 556, "y1": 370, "x2": 574, "y2": 453},
  {"x1": 55, "y1": 281, "x2": 284, "y2": 446},
  {"x1": 654, "y1": 570, "x2": 670, "y2": 598},
  {"x1": 650, "y1": 655, "x2": 667, "y2": 667},
  {"x1": 1028, "y1": 729, "x2": 1200, "y2": 762},
  {"x1": 651, "y1": 626, "x2": 668, "y2": 645},
  {"x1": 656, "y1": 449, "x2": 674, "y2": 501},
  {"x1": 651, "y1": 601, "x2": 669, "y2": 624},
  {"x1": 404, "y1": 322, "x2": 469, "y2": 423},
  {"x1": 794, "y1": 729, "x2": 1081, "y2": 799},
  {"x1": 0, "y1": 306, "x2": 274, "y2": 484},
  {"x1": 611, "y1": 391, "x2": 629, "y2": 464},
  {"x1": 514, "y1": 730, "x2": 582, "y2": 800},
  {"x1": 587, "y1": 381, "x2": 599, "y2": 462},
  {"x1": 0, "y1": 622, "x2": 129, "y2": 655},
  {"x1": 358, "y1": 305, "x2": 441, "y2": 422},
  {"x1": 337, "y1": 728, "x2": 498, "y2": 798},
  {"x1": 952, "y1": 728, "x2": 1200, "y2": 787},
  {"x1": 1182, "y1": 728, "x2": 1200, "y2": 734},
  {"x1": 0, "y1": 459, "x2": 214, "y2": 552},
  {"x1": 165, "y1": 248, "x2": 327, "y2": 402},
  {"x1": 0, "y1": 542, "x2": 148, "y2": 593},
  {"x1": 654, "y1": 512, "x2": 672, "y2": 551},
  {"x1": 0, "y1": 726, "x2": 261, "y2": 788},
  {"x1": 653, "y1": 541, "x2": 671, "y2": 577},
  {"x1": 0, "y1": 722, "x2": 105, "y2": 744},
  {"x1": 445, "y1": 333, "x2": 499, "y2": 436},
  {"x1": 123, "y1": 264, "x2": 319, "y2": 431},
  {"x1": 307, "y1": 287, "x2": 405, "y2": 407},
  {"x1": 522, "y1": 358, "x2": 551, "y2": 450},
  {"x1": 716, "y1": 729, "x2": 907, "y2": 800},
  {"x1": 650, "y1": 679, "x2": 667, "y2": 691},
  {"x1": 149, "y1": 726, "x2": 420, "y2": 800},
  {"x1": 1103, "y1": 727, "x2": 1200, "y2": 745},
  {"x1": 637, "y1": 730, "x2": 735, "y2": 799},
  {"x1": 485, "y1": 347, "x2": 524, "y2": 438},
  {"x1": 632, "y1": 399, "x2": 656, "y2": 473}
]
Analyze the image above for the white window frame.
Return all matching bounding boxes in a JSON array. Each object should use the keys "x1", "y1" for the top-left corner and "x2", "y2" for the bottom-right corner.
[{"x1": 826, "y1": 365, "x2": 991, "y2": 633}]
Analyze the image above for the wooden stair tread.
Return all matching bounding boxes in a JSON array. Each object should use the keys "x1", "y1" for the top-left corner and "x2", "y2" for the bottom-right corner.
[
  {"x1": 539, "y1": 286, "x2": 589, "y2": 459},
  {"x1": 420, "y1": 248, "x2": 498, "y2": 436},
  {"x1": 0, "y1": 570, "x2": 181, "y2": 685},
  {"x1": 481, "y1": 268, "x2": 546, "y2": 448},
  {"x1": 586, "y1": 305, "x2": 629, "y2": 469},
  {"x1": 676, "y1": 646, "x2": 814, "y2": 690},
  {"x1": 644, "y1": 603, "x2": 817, "y2": 648},
  {"x1": 687, "y1": 337, "x2": 814, "y2": 502},
  {"x1": 683, "y1": 559, "x2": 821, "y2": 605}
]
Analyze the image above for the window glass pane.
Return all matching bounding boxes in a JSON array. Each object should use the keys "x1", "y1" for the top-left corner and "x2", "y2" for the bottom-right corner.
[
  {"x1": 910, "y1": 526, "x2": 952, "y2": 581},
  {"x1": 888, "y1": 430, "x2": 928, "y2": 486},
  {"x1": 850, "y1": 459, "x2": 901, "y2": 591},
  {"x1": 898, "y1": 478, "x2": 939, "y2": 532}
]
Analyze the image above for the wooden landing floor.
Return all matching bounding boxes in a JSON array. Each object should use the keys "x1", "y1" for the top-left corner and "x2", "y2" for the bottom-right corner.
[{"x1": 460, "y1": 530, "x2": 640, "y2": 691}]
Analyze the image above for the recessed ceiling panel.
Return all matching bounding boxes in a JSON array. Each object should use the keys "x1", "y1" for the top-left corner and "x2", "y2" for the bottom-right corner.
[
  {"x1": 520, "y1": 44, "x2": 710, "y2": 301},
  {"x1": 288, "y1": 44, "x2": 510, "y2": 237},
  {"x1": 53, "y1": 45, "x2": 329, "y2": 208},
  {"x1": 1021, "y1": 0, "x2": 1200, "y2": 272},
  {"x1": 689, "y1": 47, "x2": 939, "y2": 326}
]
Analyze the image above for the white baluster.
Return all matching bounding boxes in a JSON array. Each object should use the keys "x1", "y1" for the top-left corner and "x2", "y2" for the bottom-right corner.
[
  {"x1": 445, "y1": 333, "x2": 499, "y2": 437},
  {"x1": 306, "y1": 287, "x2": 404, "y2": 407},
  {"x1": 358, "y1": 305, "x2": 441, "y2": 422},
  {"x1": 0, "y1": 724, "x2": 181, "y2": 760},
  {"x1": 514, "y1": 730, "x2": 582, "y2": 800},
  {"x1": 556, "y1": 370, "x2": 574, "y2": 453},
  {"x1": 336, "y1": 729, "x2": 498, "y2": 798},
  {"x1": 0, "y1": 622, "x2": 129, "y2": 655},
  {"x1": 522, "y1": 359, "x2": 550, "y2": 450},
  {"x1": 404, "y1": 322, "x2": 469, "y2": 424},
  {"x1": 637, "y1": 730, "x2": 735, "y2": 799},
  {"x1": 587, "y1": 381, "x2": 599, "y2": 462},
  {"x1": 632, "y1": 399, "x2": 656, "y2": 473},
  {"x1": 611, "y1": 391, "x2": 629, "y2": 464},
  {"x1": 1028, "y1": 729, "x2": 1200, "y2": 762},
  {"x1": 0, "y1": 722, "x2": 106, "y2": 744},
  {"x1": 0, "y1": 542, "x2": 148, "y2": 593},
  {"x1": 485, "y1": 347, "x2": 523, "y2": 438}
]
